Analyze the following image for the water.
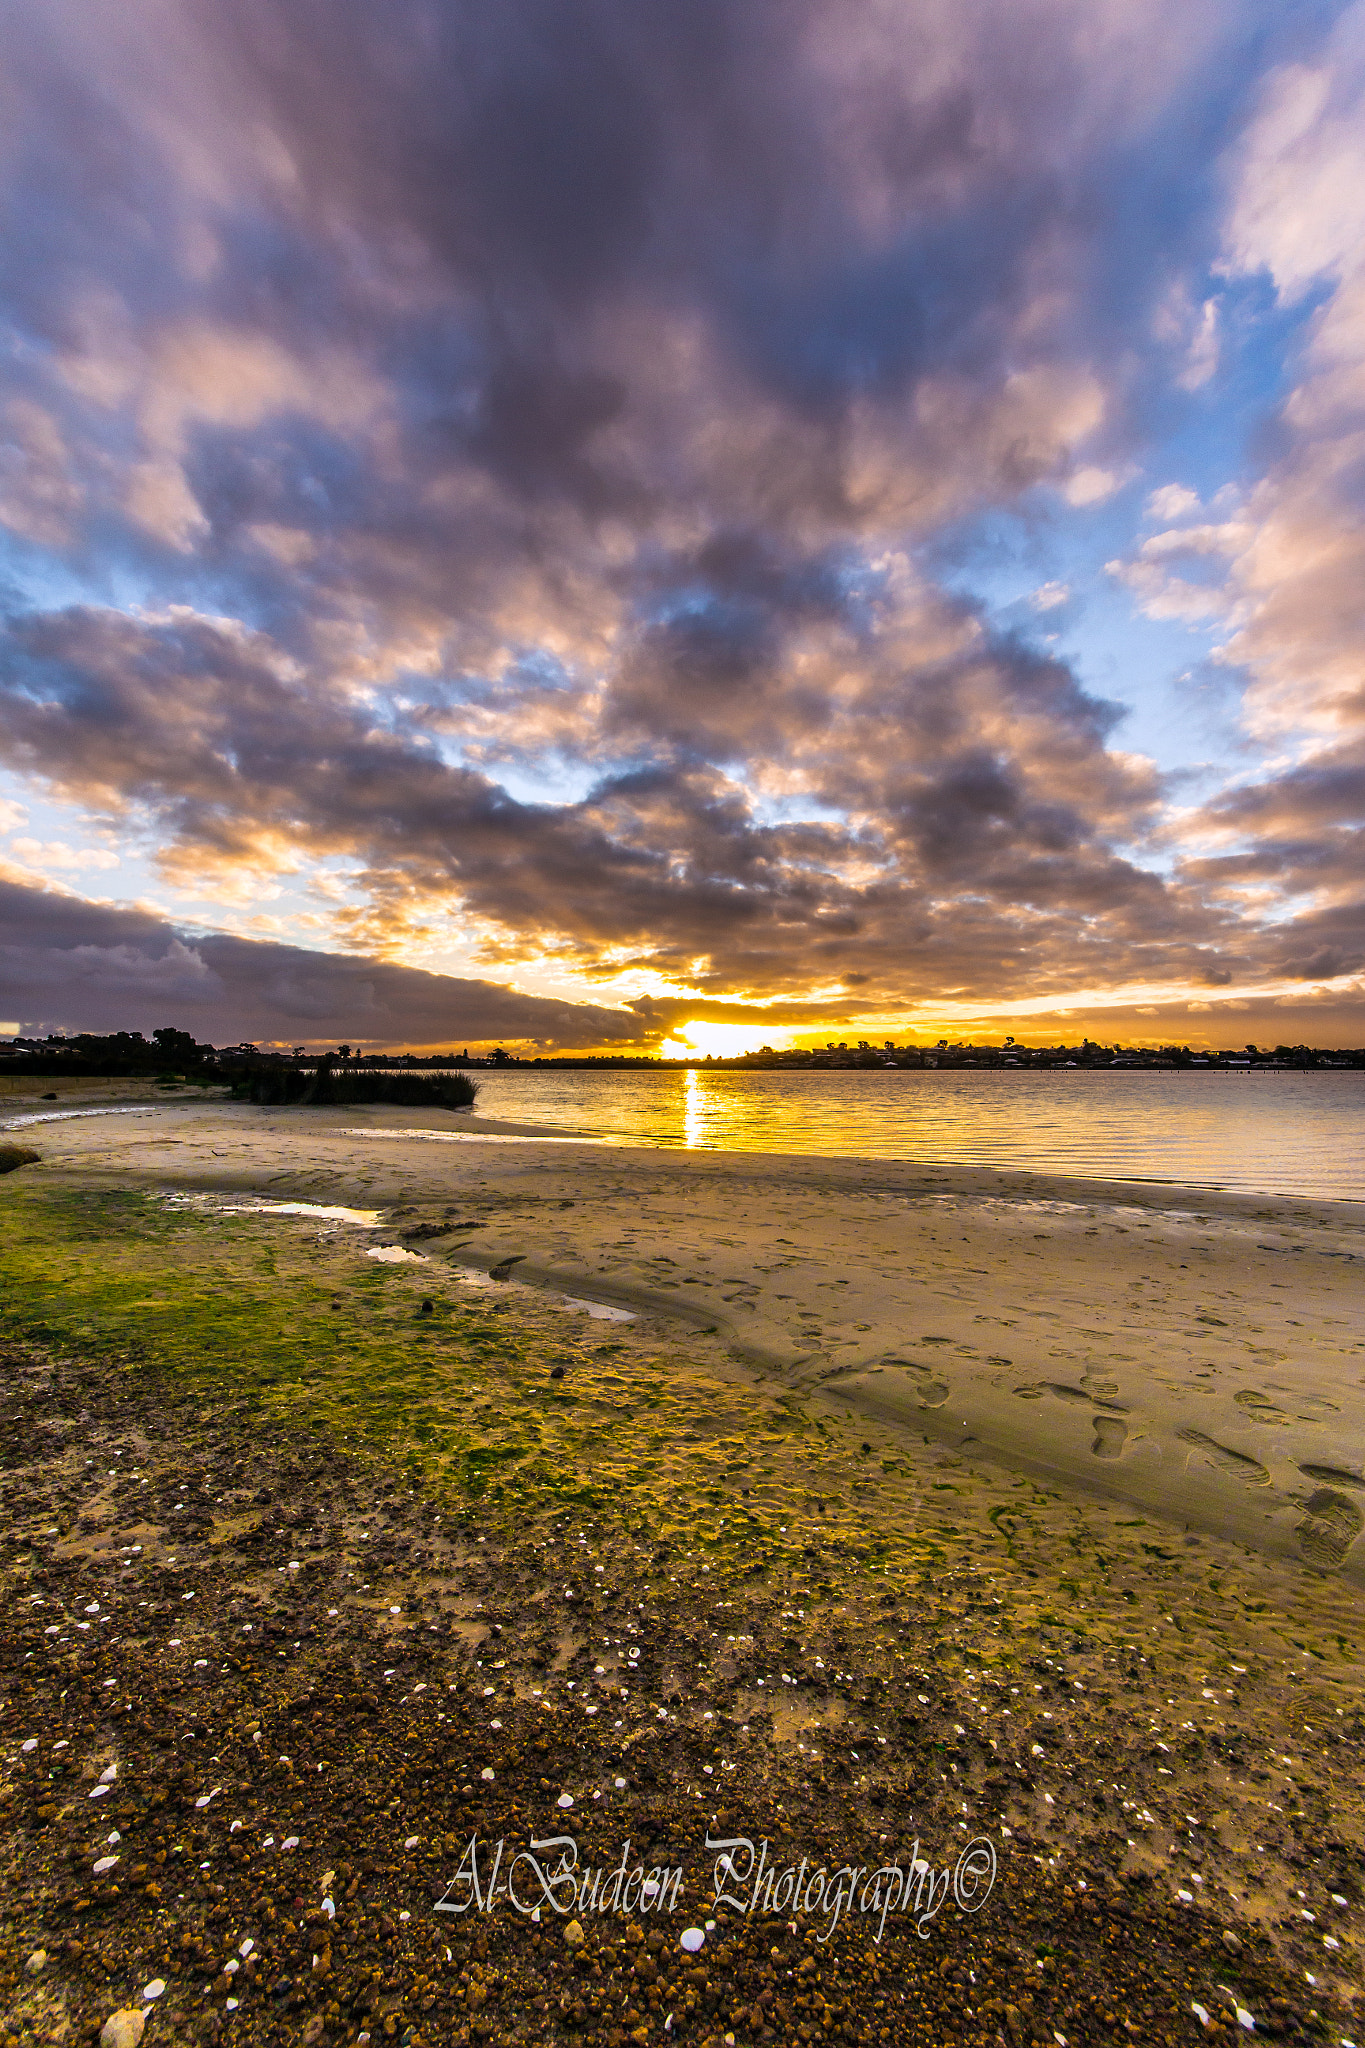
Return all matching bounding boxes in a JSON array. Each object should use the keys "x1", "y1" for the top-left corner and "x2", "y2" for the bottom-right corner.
[
  {"x1": 3, "y1": 1106, "x2": 164, "y2": 1128},
  {"x1": 465, "y1": 1067, "x2": 1365, "y2": 1200}
]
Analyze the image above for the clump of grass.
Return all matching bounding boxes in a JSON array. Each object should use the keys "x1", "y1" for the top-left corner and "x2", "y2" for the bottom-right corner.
[
  {"x1": 0, "y1": 1143, "x2": 39, "y2": 1174},
  {"x1": 233, "y1": 1055, "x2": 478, "y2": 1110}
]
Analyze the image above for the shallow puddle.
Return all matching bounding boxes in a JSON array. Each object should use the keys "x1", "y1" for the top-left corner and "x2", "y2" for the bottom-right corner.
[
  {"x1": 448, "y1": 1263, "x2": 634, "y2": 1322},
  {"x1": 164, "y1": 1196, "x2": 383, "y2": 1226}
]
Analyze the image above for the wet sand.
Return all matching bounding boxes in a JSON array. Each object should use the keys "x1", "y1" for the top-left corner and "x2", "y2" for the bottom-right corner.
[
  {"x1": 14, "y1": 1089, "x2": 1365, "y2": 1583},
  {"x1": 1, "y1": 1087, "x2": 1362, "y2": 2045}
]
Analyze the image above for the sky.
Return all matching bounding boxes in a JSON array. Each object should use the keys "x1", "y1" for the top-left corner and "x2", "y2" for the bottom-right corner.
[{"x1": 3, "y1": 0, "x2": 1365, "y2": 1053}]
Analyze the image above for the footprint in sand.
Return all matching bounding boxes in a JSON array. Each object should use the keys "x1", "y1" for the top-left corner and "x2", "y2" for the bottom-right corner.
[
  {"x1": 905, "y1": 1364, "x2": 950, "y2": 1407},
  {"x1": 881, "y1": 1358, "x2": 950, "y2": 1407},
  {"x1": 1177, "y1": 1428, "x2": 1270, "y2": 1486},
  {"x1": 1288, "y1": 1395, "x2": 1341, "y2": 1421},
  {"x1": 1013, "y1": 1381, "x2": 1129, "y2": 1412},
  {"x1": 1296, "y1": 1489, "x2": 1363, "y2": 1569},
  {"x1": 1091, "y1": 1415, "x2": 1128, "y2": 1459},
  {"x1": 1234, "y1": 1389, "x2": 1288, "y2": 1425},
  {"x1": 1299, "y1": 1463, "x2": 1365, "y2": 1490}
]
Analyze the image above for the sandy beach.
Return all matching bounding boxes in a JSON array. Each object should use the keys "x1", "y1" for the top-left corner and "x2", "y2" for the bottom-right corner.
[
  {"x1": 1, "y1": 1087, "x2": 1362, "y2": 2046},
  {"x1": 17, "y1": 1087, "x2": 1365, "y2": 1580}
]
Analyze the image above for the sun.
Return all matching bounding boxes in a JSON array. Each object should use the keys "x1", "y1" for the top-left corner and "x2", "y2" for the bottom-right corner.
[{"x1": 659, "y1": 1021, "x2": 779, "y2": 1060}]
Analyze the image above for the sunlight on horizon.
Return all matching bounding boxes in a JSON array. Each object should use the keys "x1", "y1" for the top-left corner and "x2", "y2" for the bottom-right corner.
[{"x1": 660, "y1": 1022, "x2": 792, "y2": 1060}]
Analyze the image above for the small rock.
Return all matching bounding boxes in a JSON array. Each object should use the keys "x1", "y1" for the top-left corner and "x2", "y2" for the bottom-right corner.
[
  {"x1": 142, "y1": 1979, "x2": 166, "y2": 2000},
  {"x1": 100, "y1": 2013, "x2": 146, "y2": 2048},
  {"x1": 302, "y1": 2018, "x2": 326, "y2": 2044},
  {"x1": 564, "y1": 1919, "x2": 585, "y2": 1948},
  {"x1": 1222, "y1": 1929, "x2": 1241, "y2": 1952},
  {"x1": 26, "y1": 1949, "x2": 47, "y2": 1975},
  {"x1": 679, "y1": 1928, "x2": 705, "y2": 1953}
]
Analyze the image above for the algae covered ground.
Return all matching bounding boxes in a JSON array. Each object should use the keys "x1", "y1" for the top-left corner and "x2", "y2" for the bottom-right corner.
[{"x1": 1, "y1": 1174, "x2": 1363, "y2": 2048}]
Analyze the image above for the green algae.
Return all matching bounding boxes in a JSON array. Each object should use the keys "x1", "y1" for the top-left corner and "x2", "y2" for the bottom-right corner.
[{"x1": 0, "y1": 1182, "x2": 955, "y2": 1581}]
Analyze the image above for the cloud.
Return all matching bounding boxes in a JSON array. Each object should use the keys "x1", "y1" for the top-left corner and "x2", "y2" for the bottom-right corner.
[
  {"x1": 9, "y1": 837, "x2": 120, "y2": 872},
  {"x1": 0, "y1": 0, "x2": 1359, "y2": 1037},
  {"x1": 1060, "y1": 465, "x2": 1129, "y2": 507},
  {"x1": 0, "y1": 876, "x2": 640, "y2": 1048},
  {"x1": 1101, "y1": 3, "x2": 1365, "y2": 973},
  {"x1": 1144, "y1": 483, "x2": 1201, "y2": 523},
  {"x1": 0, "y1": 585, "x2": 1219, "y2": 1012}
]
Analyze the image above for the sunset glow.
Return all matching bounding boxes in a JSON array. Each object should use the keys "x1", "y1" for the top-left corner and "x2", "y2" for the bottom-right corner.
[{"x1": 659, "y1": 1023, "x2": 796, "y2": 1063}]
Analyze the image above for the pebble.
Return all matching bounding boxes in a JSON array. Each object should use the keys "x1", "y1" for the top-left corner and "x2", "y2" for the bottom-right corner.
[
  {"x1": 21, "y1": 1737, "x2": 37, "y2": 1752},
  {"x1": 557, "y1": 1792, "x2": 574, "y2": 1808},
  {"x1": 564, "y1": 1919, "x2": 585, "y2": 1948},
  {"x1": 25, "y1": 1949, "x2": 46, "y2": 1975},
  {"x1": 1222, "y1": 1929, "x2": 1241, "y2": 1952},
  {"x1": 100, "y1": 2013, "x2": 145, "y2": 2048},
  {"x1": 142, "y1": 1979, "x2": 166, "y2": 2000},
  {"x1": 93, "y1": 1855, "x2": 120, "y2": 1875},
  {"x1": 679, "y1": 1928, "x2": 705, "y2": 1953}
]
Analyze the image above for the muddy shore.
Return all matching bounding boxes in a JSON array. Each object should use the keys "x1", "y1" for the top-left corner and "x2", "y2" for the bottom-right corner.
[{"x1": 1, "y1": 1091, "x2": 1362, "y2": 2045}]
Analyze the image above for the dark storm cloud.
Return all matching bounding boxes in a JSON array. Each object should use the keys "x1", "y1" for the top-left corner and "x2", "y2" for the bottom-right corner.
[
  {"x1": 0, "y1": 877, "x2": 638, "y2": 1047},
  {"x1": 0, "y1": 0, "x2": 1351, "y2": 1026}
]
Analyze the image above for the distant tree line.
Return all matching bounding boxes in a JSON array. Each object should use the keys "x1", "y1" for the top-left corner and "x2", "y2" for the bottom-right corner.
[
  {"x1": 2, "y1": 1027, "x2": 1363, "y2": 1077},
  {"x1": 0, "y1": 1031, "x2": 488, "y2": 1079}
]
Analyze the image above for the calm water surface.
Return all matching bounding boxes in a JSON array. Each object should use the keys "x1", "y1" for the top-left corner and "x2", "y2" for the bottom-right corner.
[{"x1": 469, "y1": 1068, "x2": 1365, "y2": 1200}]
